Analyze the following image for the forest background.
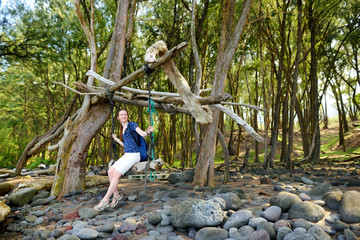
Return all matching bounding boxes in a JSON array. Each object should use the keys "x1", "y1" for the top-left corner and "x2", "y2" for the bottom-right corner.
[{"x1": 0, "y1": 0, "x2": 359, "y2": 186}]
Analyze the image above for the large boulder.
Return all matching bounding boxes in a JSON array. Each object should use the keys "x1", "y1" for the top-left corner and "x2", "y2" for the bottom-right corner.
[
  {"x1": 85, "y1": 175, "x2": 109, "y2": 187},
  {"x1": 0, "y1": 182, "x2": 14, "y2": 196},
  {"x1": 195, "y1": 227, "x2": 228, "y2": 240},
  {"x1": 270, "y1": 192, "x2": 302, "y2": 211},
  {"x1": 307, "y1": 226, "x2": 331, "y2": 240},
  {"x1": 322, "y1": 191, "x2": 343, "y2": 210},
  {"x1": 213, "y1": 192, "x2": 242, "y2": 210},
  {"x1": 171, "y1": 198, "x2": 223, "y2": 229},
  {"x1": 213, "y1": 187, "x2": 248, "y2": 200},
  {"x1": 9, "y1": 187, "x2": 38, "y2": 206},
  {"x1": 307, "y1": 182, "x2": 342, "y2": 200},
  {"x1": 288, "y1": 201, "x2": 325, "y2": 223},
  {"x1": 0, "y1": 201, "x2": 10, "y2": 222},
  {"x1": 22, "y1": 180, "x2": 53, "y2": 191},
  {"x1": 167, "y1": 170, "x2": 195, "y2": 184},
  {"x1": 260, "y1": 205, "x2": 282, "y2": 222},
  {"x1": 339, "y1": 191, "x2": 360, "y2": 223},
  {"x1": 222, "y1": 210, "x2": 253, "y2": 230}
]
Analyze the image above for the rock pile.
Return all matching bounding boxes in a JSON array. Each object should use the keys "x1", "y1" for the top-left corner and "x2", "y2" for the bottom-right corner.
[{"x1": 0, "y1": 166, "x2": 360, "y2": 240}]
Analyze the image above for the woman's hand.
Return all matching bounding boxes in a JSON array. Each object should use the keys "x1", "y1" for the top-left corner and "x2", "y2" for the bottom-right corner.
[
  {"x1": 112, "y1": 134, "x2": 123, "y2": 146},
  {"x1": 147, "y1": 126, "x2": 154, "y2": 134}
]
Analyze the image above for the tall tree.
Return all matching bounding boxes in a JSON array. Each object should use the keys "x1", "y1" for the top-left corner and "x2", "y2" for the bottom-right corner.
[
  {"x1": 285, "y1": 0, "x2": 303, "y2": 170},
  {"x1": 193, "y1": 0, "x2": 252, "y2": 187},
  {"x1": 51, "y1": 0, "x2": 131, "y2": 196}
]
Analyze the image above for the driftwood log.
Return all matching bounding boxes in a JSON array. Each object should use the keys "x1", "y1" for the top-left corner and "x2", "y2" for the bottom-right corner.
[
  {"x1": 130, "y1": 159, "x2": 164, "y2": 174},
  {"x1": 1, "y1": 165, "x2": 56, "y2": 178},
  {"x1": 145, "y1": 41, "x2": 213, "y2": 125}
]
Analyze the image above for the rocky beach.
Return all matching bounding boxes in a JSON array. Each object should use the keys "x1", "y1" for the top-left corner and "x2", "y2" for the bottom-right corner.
[{"x1": 1, "y1": 162, "x2": 360, "y2": 240}]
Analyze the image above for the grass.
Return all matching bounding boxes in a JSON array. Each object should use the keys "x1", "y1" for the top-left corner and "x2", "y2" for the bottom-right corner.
[{"x1": 320, "y1": 136, "x2": 339, "y2": 152}]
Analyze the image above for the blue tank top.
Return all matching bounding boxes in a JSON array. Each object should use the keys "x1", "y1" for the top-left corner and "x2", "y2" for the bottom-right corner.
[{"x1": 123, "y1": 121, "x2": 140, "y2": 153}]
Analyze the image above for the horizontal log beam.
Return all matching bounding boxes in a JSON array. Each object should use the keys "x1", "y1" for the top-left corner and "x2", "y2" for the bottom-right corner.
[
  {"x1": 112, "y1": 96, "x2": 191, "y2": 115},
  {"x1": 74, "y1": 82, "x2": 232, "y2": 106}
]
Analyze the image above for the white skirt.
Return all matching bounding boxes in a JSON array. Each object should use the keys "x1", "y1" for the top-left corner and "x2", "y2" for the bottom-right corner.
[{"x1": 112, "y1": 152, "x2": 140, "y2": 175}]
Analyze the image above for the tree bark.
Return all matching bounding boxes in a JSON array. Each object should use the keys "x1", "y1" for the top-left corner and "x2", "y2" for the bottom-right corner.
[
  {"x1": 295, "y1": 97, "x2": 310, "y2": 157},
  {"x1": 280, "y1": 87, "x2": 289, "y2": 163},
  {"x1": 217, "y1": 129, "x2": 229, "y2": 184},
  {"x1": 331, "y1": 83, "x2": 346, "y2": 151},
  {"x1": 308, "y1": 0, "x2": 321, "y2": 164},
  {"x1": 51, "y1": 0, "x2": 129, "y2": 197}
]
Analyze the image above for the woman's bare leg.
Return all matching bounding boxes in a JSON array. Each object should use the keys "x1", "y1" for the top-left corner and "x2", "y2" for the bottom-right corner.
[{"x1": 95, "y1": 166, "x2": 122, "y2": 208}]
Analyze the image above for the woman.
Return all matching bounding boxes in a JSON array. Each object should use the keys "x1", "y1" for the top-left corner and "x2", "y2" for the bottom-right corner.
[{"x1": 94, "y1": 108, "x2": 154, "y2": 211}]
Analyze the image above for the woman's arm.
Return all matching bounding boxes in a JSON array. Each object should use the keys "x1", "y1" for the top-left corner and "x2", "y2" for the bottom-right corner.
[
  {"x1": 112, "y1": 134, "x2": 124, "y2": 147},
  {"x1": 135, "y1": 126, "x2": 154, "y2": 137}
]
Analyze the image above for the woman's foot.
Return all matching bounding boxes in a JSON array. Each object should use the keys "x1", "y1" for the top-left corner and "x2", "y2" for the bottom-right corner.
[
  {"x1": 94, "y1": 200, "x2": 110, "y2": 211},
  {"x1": 110, "y1": 194, "x2": 123, "y2": 208}
]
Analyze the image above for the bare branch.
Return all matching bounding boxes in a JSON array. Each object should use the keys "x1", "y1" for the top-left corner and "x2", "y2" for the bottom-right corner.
[
  {"x1": 54, "y1": 82, "x2": 99, "y2": 95},
  {"x1": 221, "y1": 101, "x2": 266, "y2": 112},
  {"x1": 214, "y1": 104, "x2": 264, "y2": 142}
]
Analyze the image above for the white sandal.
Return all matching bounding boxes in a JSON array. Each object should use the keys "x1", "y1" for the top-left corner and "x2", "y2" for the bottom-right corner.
[
  {"x1": 94, "y1": 200, "x2": 110, "y2": 211},
  {"x1": 110, "y1": 194, "x2": 123, "y2": 208}
]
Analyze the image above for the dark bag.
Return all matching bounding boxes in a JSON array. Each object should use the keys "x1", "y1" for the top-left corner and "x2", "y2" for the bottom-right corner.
[{"x1": 130, "y1": 122, "x2": 149, "y2": 162}]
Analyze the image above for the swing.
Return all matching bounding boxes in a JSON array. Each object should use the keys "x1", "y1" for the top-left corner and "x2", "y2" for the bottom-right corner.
[{"x1": 107, "y1": 63, "x2": 158, "y2": 192}]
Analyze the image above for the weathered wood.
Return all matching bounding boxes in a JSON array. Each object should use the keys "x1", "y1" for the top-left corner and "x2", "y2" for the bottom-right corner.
[
  {"x1": 75, "y1": 78, "x2": 232, "y2": 106},
  {"x1": 74, "y1": 0, "x2": 98, "y2": 118},
  {"x1": 74, "y1": 82, "x2": 101, "y2": 94},
  {"x1": 112, "y1": 96, "x2": 190, "y2": 115},
  {"x1": 135, "y1": 93, "x2": 232, "y2": 105},
  {"x1": 221, "y1": 102, "x2": 266, "y2": 112},
  {"x1": 86, "y1": 70, "x2": 212, "y2": 97},
  {"x1": 109, "y1": 42, "x2": 188, "y2": 93},
  {"x1": 2, "y1": 165, "x2": 56, "y2": 176},
  {"x1": 130, "y1": 159, "x2": 164, "y2": 173},
  {"x1": 87, "y1": 42, "x2": 189, "y2": 105},
  {"x1": 54, "y1": 82, "x2": 97, "y2": 95},
  {"x1": 214, "y1": 104, "x2": 264, "y2": 142},
  {"x1": 145, "y1": 41, "x2": 213, "y2": 125}
]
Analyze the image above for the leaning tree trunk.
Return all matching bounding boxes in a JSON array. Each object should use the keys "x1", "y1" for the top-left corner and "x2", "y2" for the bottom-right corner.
[
  {"x1": 51, "y1": 0, "x2": 129, "y2": 197},
  {"x1": 193, "y1": 0, "x2": 252, "y2": 187},
  {"x1": 51, "y1": 101, "x2": 111, "y2": 196}
]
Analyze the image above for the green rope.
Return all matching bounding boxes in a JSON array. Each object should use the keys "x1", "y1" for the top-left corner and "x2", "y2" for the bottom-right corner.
[
  {"x1": 148, "y1": 99, "x2": 157, "y2": 163},
  {"x1": 144, "y1": 64, "x2": 157, "y2": 188}
]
